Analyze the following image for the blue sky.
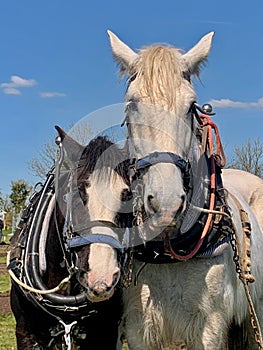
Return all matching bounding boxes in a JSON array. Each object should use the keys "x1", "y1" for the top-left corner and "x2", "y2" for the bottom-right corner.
[{"x1": 1, "y1": 1, "x2": 263, "y2": 195}]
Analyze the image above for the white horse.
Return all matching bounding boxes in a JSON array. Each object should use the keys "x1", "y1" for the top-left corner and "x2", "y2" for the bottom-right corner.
[
  {"x1": 108, "y1": 30, "x2": 263, "y2": 349},
  {"x1": 222, "y1": 169, "x2": 263, "y2": 230}
]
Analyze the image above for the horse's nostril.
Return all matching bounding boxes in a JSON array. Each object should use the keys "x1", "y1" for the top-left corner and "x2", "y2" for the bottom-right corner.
[
  {"x1": 181, "y1": 194, "x2": 186, "y2": 203},
  {"x1": 113, "y1": 270, "x2": 120, "y2": 283},
  {"x1": 147, "y1": 195, "x2": 157, "y2": 212},
  {"x1": 90, "y1": 283, "x2": 107, "y2": 296},
  {"x1": 148, "y1": 194, "x2": 154, "y2": 202}
]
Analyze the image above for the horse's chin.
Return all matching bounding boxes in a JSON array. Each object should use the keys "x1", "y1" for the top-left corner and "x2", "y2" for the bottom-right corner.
[
  {"x1": 147, "y1": 216, "x2": 177, "y2": 231},
  {"x1": 140, "y1": 214, "x2": 182, "y2": 242},
  {"x1": 86, "y1": 288, "x2": 114, "y2": 303},
  {"x1": 146, "y1": 204, "x2": 185, "y2": 232},
  {"x1": 138, "y1": 218, "x2": 175, "y2": 242}
]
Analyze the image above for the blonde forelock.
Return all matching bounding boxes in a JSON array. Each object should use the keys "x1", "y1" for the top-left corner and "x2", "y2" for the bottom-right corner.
[{"x1": 131, "y1": 45, "x2": 184, "y2": 111}]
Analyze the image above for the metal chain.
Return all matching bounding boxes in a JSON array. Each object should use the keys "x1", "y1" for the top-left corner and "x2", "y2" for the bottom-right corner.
[
  {"x1": 229, "y1": 221, "x2": 263, "y2": 349},
  {"x1": 121, "y1": 250, "x2": 134, "y2": 288},
  {"x1": 229, "y1": 229, "x2": 243, "y2": 277}
]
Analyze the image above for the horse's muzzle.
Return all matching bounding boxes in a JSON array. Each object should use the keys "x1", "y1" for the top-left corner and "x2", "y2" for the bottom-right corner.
[
  {"x1": 86, "y1": 282, "x2": 115, "y2": 302},
  {"x1": 78, "y1": 268, "x2": 120, "y2": 302}
]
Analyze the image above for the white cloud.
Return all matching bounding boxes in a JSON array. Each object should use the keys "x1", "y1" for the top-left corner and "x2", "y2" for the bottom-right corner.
[
  {"x1": 40, "y1": 92, "x2": 66, "y2": 98},
  {"x1": 209, "y1": 97, "x2": 263, "y2": 109},
  {"x1": 3, "y1": 87, "x2": 21, "y2": 95},
  {"x1": 1, "y1": 75, "x2": 37, "y2": 95}
]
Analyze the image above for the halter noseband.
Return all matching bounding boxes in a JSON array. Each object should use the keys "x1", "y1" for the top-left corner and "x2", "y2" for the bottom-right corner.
[
  {"x1": 131, "y1": 151, "x2": 191, "y2": 191},
  {"x1": 67, "y1": 221, "x2": 126, "y2": 253}
]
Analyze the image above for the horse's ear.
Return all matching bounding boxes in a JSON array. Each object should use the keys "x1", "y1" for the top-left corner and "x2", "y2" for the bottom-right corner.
[
  {"x1": 107, "y1": 30, "x2": 138, "y2": 75},
  {"x1": 55, "y1": 125, "x2": 84, "y2": 163},
  {"x1": 182, "y1": 32, "x2": 214, "y2": 77}
]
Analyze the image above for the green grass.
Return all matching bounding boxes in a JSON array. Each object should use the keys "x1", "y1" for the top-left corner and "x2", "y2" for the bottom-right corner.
[
  {"x1": 0, "y1": 314, "x2": 16, "y2": 350},
  {"x1": 0, "y1": 274, "x2": 11, "y2": 293},
  {"x1": 3, "y1": 229, "x2": 12, "y2": 235},
  {"x1": 0, "y1": 246, "x2": 16, "y2": 349},
  {"x1": 0, "y1": 254, "x2": 7, "y2": 264}
]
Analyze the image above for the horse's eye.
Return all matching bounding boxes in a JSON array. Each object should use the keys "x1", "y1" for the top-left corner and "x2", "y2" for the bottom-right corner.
[
  {"x1": 129, "y1": 73, "x2": 137, "y2": 83},
  {"x1": 80, "y1": 180, "x2": 90, "y2": 188},
  {"x1": 183, "y1": 72, "x2": 191, "y2": 82}
]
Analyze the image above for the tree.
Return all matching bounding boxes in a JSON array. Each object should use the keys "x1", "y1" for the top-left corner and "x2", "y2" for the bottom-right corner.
[
  {"x1": 0, "y1": 190, "x2": 4, "y2": 208},
  {"x1": 228, "y1": 138, "x2": 263, "y2": 178},
  {"x1": 9, "y1": 179, "x2": 32, "y2": 215},
  {"x1": 28, "y1": 122, "x2": 94, "y2": 180},
  {"x1": 2, "y1": 194, "x2": 13, "y2": 229}
]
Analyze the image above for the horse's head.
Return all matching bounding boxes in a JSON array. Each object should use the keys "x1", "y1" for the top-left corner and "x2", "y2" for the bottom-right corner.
[
  {"x1": 55, "y1": 126, "x2": 130, "y2": 302},
  {"x1": 108, "y1": 31, "x2": 213, "y2": 232}
]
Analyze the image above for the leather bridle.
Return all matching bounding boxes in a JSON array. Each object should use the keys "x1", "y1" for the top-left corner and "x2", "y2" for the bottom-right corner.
[
  {"x1": 66, "y1": 221, "x2": 125, "y2": 253},
  {"x1": 126, "y1": 101, "x2": 217, "y2": 193},
  {"x1": 130, "y1": 151, "x2": 191, "y2": 192},
  {"x1": 125, "y1": 101, "x2": 226, "y2": 261},
  {"x1": 55, "y1": 141, "x2": 127, "y2": 256}
]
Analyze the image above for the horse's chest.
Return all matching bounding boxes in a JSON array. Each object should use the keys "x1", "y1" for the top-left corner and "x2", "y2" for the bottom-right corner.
[
  {"x1": 123, "y1": 259, "x2": 234, "y2": 349},
  {"x1": 126, "y1": 259, "x2": 227, "y2": 323}
]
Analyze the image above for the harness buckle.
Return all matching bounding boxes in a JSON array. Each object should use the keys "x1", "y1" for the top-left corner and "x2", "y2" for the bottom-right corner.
[{"x1": 59, "y1": 320, "x2": 77, "y2": 350}]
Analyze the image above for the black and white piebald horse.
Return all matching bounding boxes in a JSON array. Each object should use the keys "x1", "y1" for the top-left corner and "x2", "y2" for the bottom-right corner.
[{"x1": 8, "y1": 126, "x2": 131, "y2": 349}]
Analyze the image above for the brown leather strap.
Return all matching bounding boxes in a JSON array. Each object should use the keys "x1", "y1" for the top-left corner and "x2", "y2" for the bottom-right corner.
[{"x1": 229, "y1": 192, "x2": 254, "y2": 282}]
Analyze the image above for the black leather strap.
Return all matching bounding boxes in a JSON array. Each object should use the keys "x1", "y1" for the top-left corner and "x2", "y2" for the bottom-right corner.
[
  {"x1": 136, "y1": 152, "x2": 188, "y2": 172},
  {"x1": 135, "y1": 152, "x2": 190, "y2": 190}
]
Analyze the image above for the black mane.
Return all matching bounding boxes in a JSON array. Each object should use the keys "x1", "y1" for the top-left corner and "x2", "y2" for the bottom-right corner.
[{"x1": 77, "y1": 135, "x2": 130, "y2": 186}]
